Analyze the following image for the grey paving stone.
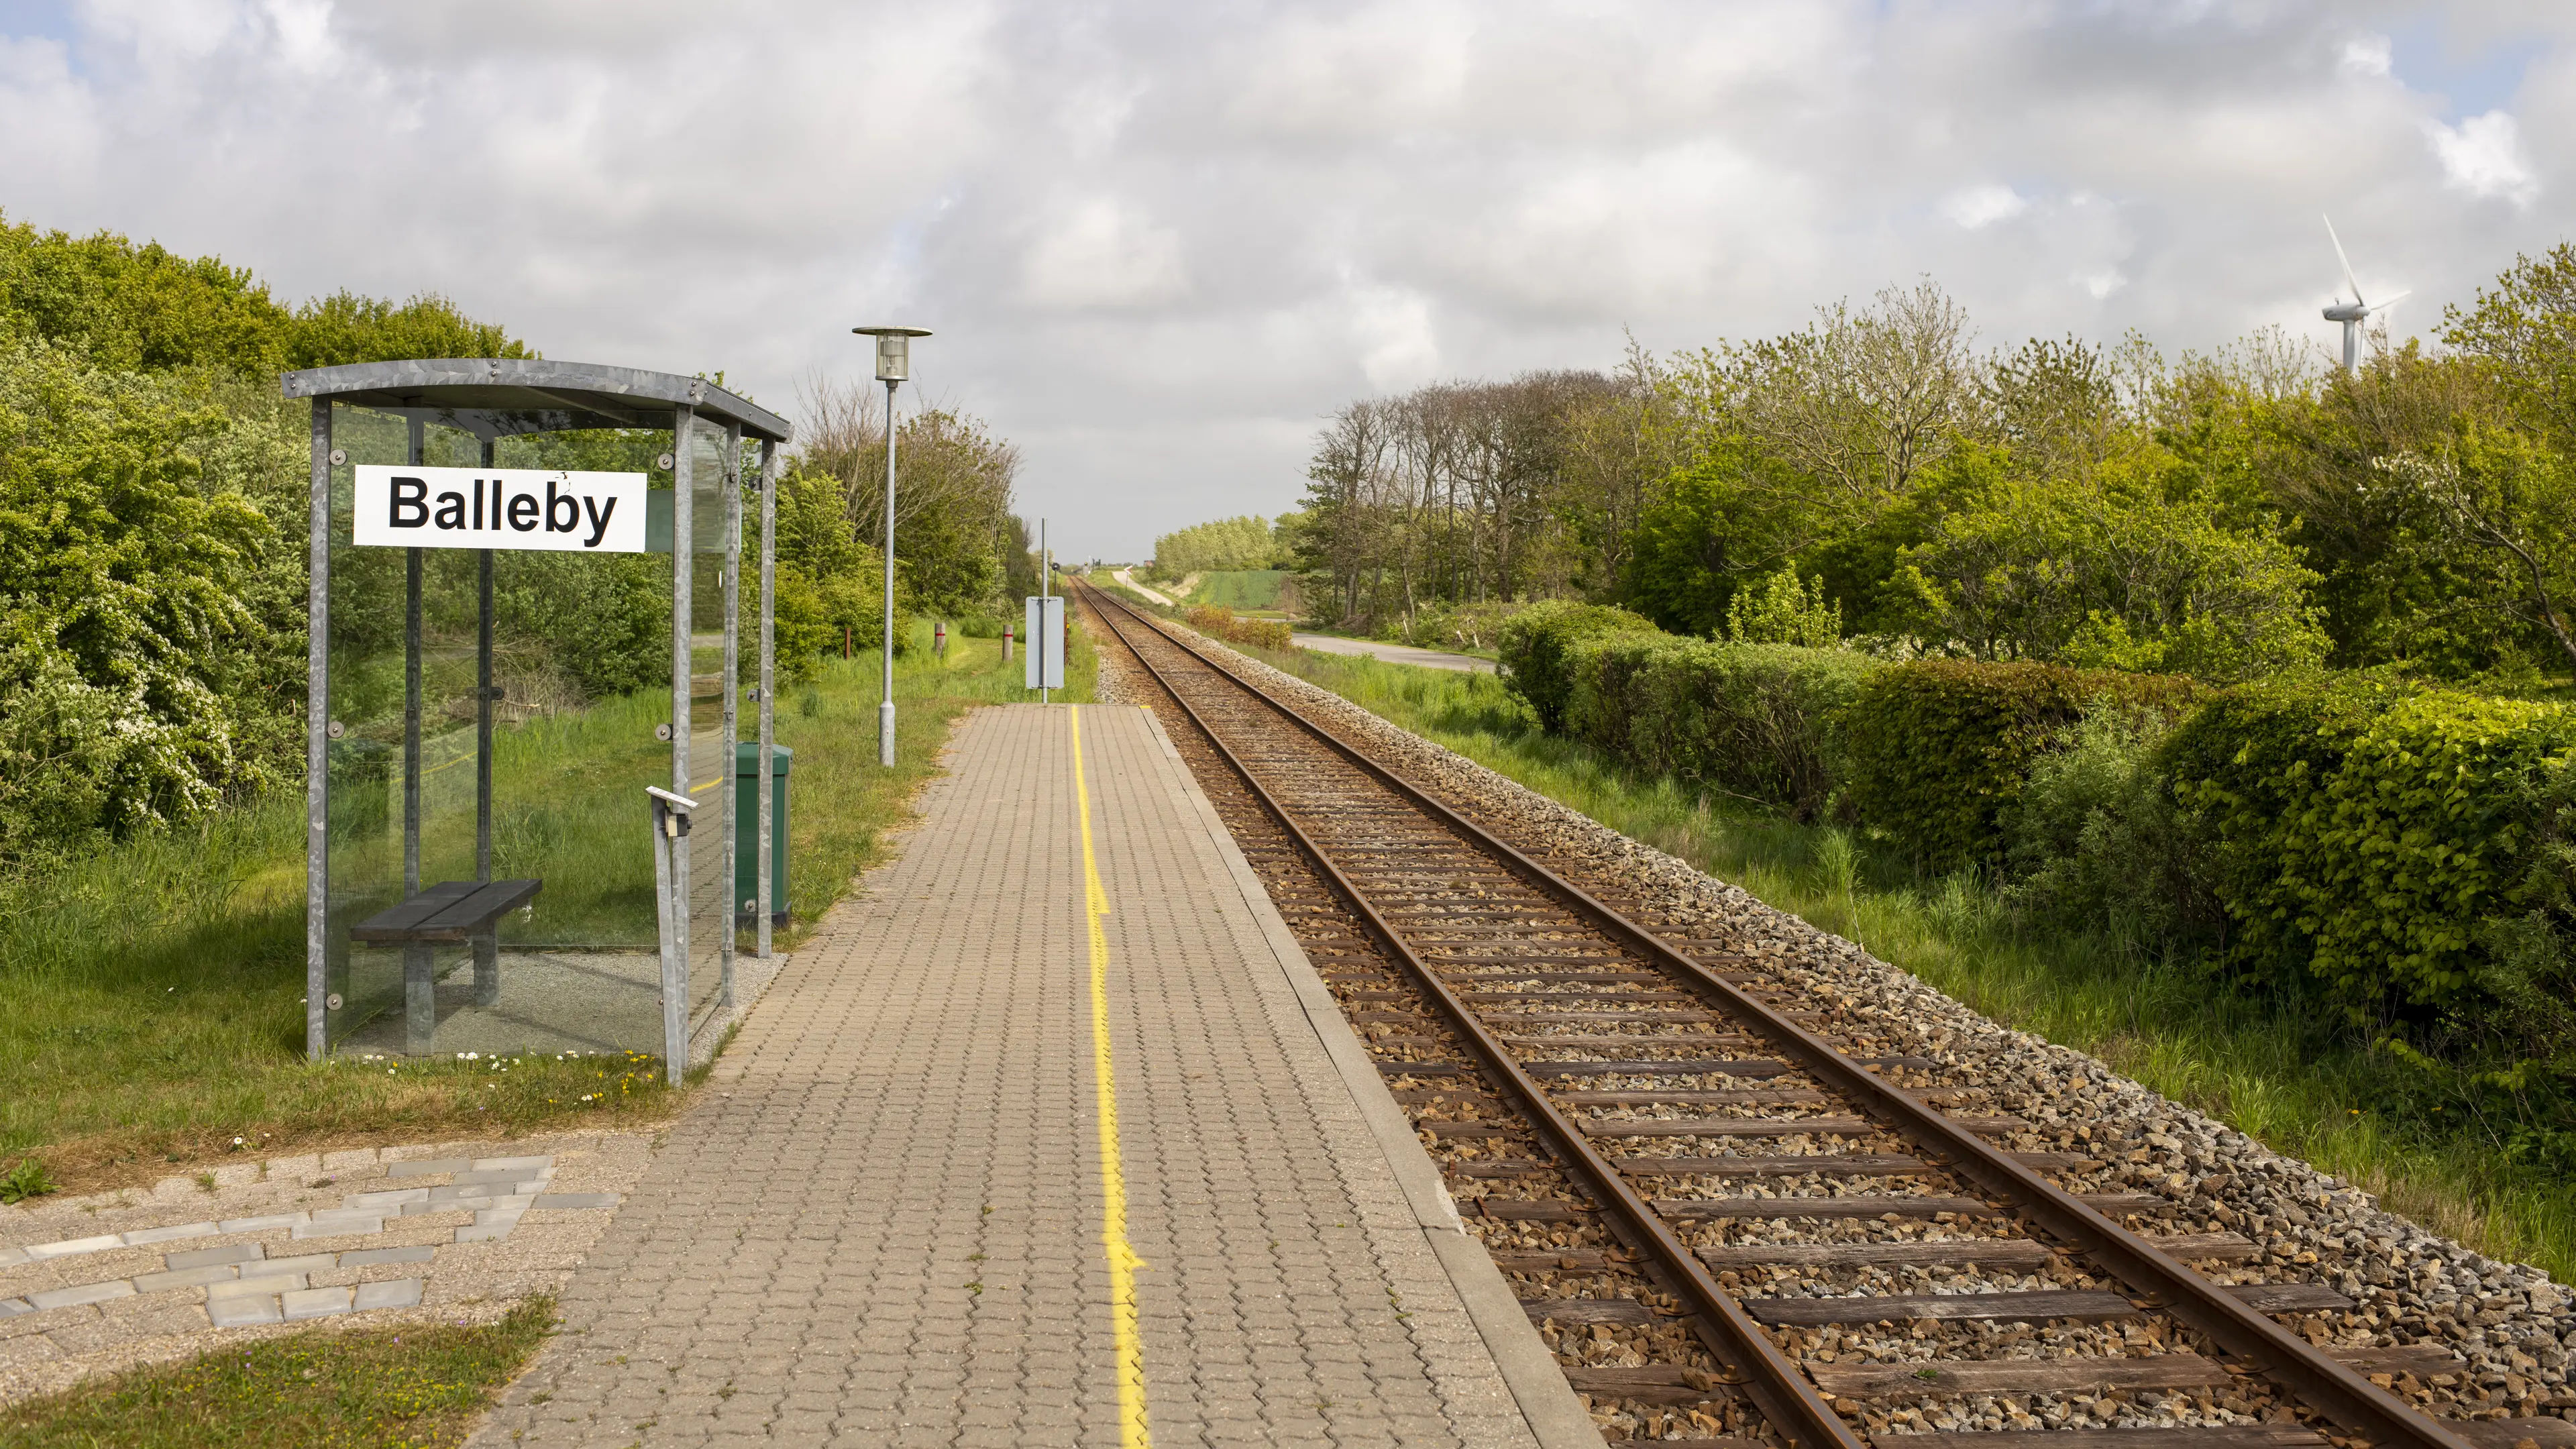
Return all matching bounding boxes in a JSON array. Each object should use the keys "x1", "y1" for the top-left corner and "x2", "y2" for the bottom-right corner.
[
  {"x1": 209, "y1": 1273, "x2": 306, "y2": 1299},
  {"x1": 453, "y1": 1167, "x2": 548, "y2": 1187},
  {"x1": 136, "y1": 1264, "x2": 242, "y2": 1292},
  {"x1": 264, "y1": 1252, "x2": 340, "y2": 1274},
  {"x1": 21, "y1": 1234, "x2": 119, "y2": 1260},
  {"x1": 216, "y1": 1213, "x2": 306, "y2": 1232},
  {"x1": 341, "y1": 1244, "x2": 437, "y2": 1267},
  {"x1": 531, "y1": 1193, "x2": 620, "y2": 1210},
  {"x1": 119, "y1": 1221, "x2": 219, "y2": 1246},
  {"x1": 282, "y1": 1286, "x2": 354, "y2": 1320},
  {"x1": 354, "y1": 1278, "x2": 424, "y2": 1310},
  {"x1": 207, "y1": 1293, "x2": 282, "y2": 1327},
  {"x1": 388, "y1": 1158, "x2": 472, "y2": 1178},
  {"x1": 166, "y1": 1242, "x2": 267, "y2": 1270},
  {"x1": 0, "y1": 1297, "x2": 31, "y2": 1318},
  {"x1": 343, "y1": 1187, "x2": 429, "y2": 1210},
  {"x1": 28, "y1": 1280, "x2": 135, "y2": 1310}
]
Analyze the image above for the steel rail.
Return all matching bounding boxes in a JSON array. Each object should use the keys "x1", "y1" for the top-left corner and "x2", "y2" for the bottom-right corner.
[
  {"x1": 1078, "y1": 580, "x2": 1862, "y2": 1449},
  {"x1": 1079, "y1": 579, "x2": 2481, "y2": 1449}
]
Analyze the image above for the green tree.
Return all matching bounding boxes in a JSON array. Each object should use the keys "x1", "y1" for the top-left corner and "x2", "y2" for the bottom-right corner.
[
  {"x1": 1892, "y1": 457, "x2": 2327, "y2": 682},
  {"x1": 1152, "y1": 515, "x2": 1284, "y2": 576},
  {"x1": 0, "y1": 343, "x2": 288, "y2": 861},
  {"x1": 2375, "y1": 425, "x2": 2576, "y2": 674}
]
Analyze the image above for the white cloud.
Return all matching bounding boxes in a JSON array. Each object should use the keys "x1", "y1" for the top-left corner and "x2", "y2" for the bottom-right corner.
[
  {"x1": 1942, "y1": 183, "x2": 2027, "y2": 229},
  {"x1": 2424, "y1": 110, "x2": 2540, "y2": 206},
  {"x1": 1347, "y1": 284, "x2": 1442, "y2": 391},
  {"x1": 0, "y1": 2, "x2": 2572, "y2": 557},
  {"x1": 2078, "y1": 268, "x2": 2127, "y2": 301},
  {"x1": 2338, "y1": 34, "x2": 2392, "y2": 78},
  {"x1": 1018, "y1": 199, "x2": 1187, "y2": 310}
]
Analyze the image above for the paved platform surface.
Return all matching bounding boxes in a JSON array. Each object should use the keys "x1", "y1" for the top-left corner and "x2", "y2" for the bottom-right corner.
[
  {"x1": 472, "y1": 704, "x2": 1576, "y2": 1449},
  {"x1": 1291, "y1": 635, "x2": 1497, "y2": 674}
]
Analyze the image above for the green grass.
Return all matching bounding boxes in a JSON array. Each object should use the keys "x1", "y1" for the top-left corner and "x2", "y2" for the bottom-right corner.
[
  {"x1": 0, "y1": 619, "x2": 1093, "y2": 1192},
  {"x1": 0, "y1": 1297, "x2": 553, "y2": 1448},
  {"x1": 1244, "y1": 641, "x2": 2576, "y2": 1281},
  {"x1": 1183, "y1": 569, "x2": 1287, "y2": 612}
]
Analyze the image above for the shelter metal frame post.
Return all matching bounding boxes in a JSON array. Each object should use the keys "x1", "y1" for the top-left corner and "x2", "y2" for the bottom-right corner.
[
  {"x1": 474, "y1": 439, "x2": 499, "y2": 1008},
  {"x1": 402, "y1": 417, "x2": 431, "y2": 1056},
  {"x1": 305, "y1": 400, "x2": 331, "y2": 1061},
  {"x1": 663, "y1": 406, "x2": 696, "y2": 1085},
  {"x1": 757, "y1": 440, "x2": 777, "y2": 961},
  {"x1": 720, "y1": 422, "x2": 742, "y2": 1008}
]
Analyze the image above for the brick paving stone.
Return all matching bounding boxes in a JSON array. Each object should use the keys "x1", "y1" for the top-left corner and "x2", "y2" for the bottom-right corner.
[{"x1": 472, "y1": 706, "x2": 1550, "y2": 1449}]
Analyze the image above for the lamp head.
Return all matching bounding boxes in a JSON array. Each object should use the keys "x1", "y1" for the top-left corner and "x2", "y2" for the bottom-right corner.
[{"x1": 852, "y1": 325, "x2": 932, "y2": 383}]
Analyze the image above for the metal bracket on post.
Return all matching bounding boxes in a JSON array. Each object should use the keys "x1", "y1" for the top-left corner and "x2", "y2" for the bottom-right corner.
[{"x1": 648, "y1": 786, "x2": 695, "y2": 1086}]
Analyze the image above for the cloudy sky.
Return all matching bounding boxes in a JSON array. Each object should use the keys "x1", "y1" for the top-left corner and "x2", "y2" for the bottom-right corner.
[{"x1": 1, "y1": 1, "x2": 2569, "y2": 559}]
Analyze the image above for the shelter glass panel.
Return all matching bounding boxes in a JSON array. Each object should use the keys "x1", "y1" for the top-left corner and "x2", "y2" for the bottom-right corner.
[{"x1": 321, "y1": 405, "x2": 679, "y2": 1060}]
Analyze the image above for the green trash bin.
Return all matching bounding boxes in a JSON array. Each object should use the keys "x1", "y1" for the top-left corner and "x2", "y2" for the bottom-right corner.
[{"x1": 735, "y1": 742, "x2": 791, "y2": 925}]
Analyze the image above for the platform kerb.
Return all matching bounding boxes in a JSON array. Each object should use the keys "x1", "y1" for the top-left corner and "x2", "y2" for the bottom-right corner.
[{"x1": 472, "y1": 703, "x2": 1556, "y2": 1448}]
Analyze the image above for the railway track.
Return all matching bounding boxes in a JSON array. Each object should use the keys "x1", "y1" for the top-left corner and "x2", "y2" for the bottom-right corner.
[{"x1": 1072, "y1": 578, "x2": 2569, "y2": 1449}]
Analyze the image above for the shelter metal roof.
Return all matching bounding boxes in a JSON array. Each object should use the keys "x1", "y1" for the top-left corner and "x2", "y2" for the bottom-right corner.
[{"x1": 279, "y1": 358, "x2": 792, "y2": 444}]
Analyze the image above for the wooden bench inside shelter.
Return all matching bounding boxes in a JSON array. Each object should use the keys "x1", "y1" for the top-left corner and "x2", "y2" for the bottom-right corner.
[{"x1": 352, "y1": 879, "x2": 541, "y2": 1054}]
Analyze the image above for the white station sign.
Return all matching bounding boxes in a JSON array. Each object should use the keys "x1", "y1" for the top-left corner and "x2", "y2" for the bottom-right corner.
[{"x1": 352, "y1": 466, "x2": 648, "y2": 553}]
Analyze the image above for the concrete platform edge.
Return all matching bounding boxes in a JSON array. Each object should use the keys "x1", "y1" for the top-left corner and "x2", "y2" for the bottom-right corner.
[{"x1": 1136, "y1": 707, "x2": 1607, "y2": 1449}]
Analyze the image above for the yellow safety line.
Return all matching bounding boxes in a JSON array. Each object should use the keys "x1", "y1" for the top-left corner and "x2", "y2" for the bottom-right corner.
[{"x1": 1071, "y1": 705, "x2": 1152, "y2": 1449}]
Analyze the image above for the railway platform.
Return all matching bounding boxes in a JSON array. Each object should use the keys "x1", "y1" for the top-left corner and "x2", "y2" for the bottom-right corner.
[{"x1": 471, "y1": 704, "x2": 1591, "y2": 1449}]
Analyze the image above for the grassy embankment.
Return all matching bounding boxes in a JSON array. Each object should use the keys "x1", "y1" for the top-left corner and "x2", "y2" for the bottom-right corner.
[
  {"x1": 0, "y1": 621, "x2": 1093, "y2": 1195},
  {"x1": 0, "y1": 1299, "x2": 553, "y2": 1449},
  {"x1": 1225, "y1": 636, "x2": 2576, "y2": 1283},
  {"x1": 1180, "y1": 568, "x2": 1289, "y2": 614}
]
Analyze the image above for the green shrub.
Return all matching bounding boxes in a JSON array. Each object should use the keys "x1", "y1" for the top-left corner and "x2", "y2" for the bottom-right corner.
[
  {"x1": 2003, "y1": 700, "x2": 2207, "y2": 948},
  {"x1": 1496, "y1": 601, "x2": 1659, "y2": 731},
  {"x1": 1843, "y1": 659, "x2": 2200, "y2": 873},
  {"x1": 1187, "y1": 604, "x2": 1290, "y2": 651},
  {"x1": 1724, "y1": 565, "x2": 1842, "y2": 648},
  {"x1": 1388, "y1": 599, "x2": 1524, "y2": 653},
  {"x1": 2165, "y1": 680, "x2": 2576, "y2": 1012},
  {"x1": 1562, "y1": 633, "x2": 1878, "y2": 820}
]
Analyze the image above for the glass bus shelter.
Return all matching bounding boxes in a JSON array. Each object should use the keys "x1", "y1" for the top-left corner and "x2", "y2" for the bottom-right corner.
[{"x1": 284, "y1": 360, "x2": 791, "y2": 1081}]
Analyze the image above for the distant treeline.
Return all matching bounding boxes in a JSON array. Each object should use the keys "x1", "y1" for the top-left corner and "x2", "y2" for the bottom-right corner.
[
  {"x1": 1292, "y1": 250, "x2": 2576, "y2": 694},
  {"x1": 1146, "y1": 514, "x2": 1293, "y2": 579}
]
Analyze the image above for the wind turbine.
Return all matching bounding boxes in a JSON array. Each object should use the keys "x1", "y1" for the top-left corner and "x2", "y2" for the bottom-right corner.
[{"x1": 2321, "y1": 215, "x2": 2408, "y2": 374}]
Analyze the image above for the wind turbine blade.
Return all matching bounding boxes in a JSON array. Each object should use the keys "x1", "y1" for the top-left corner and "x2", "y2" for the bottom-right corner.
[
  {"x1": 2366, "y1": 289, "x2": 2413, "y2": 315},
  {"x1": 2323, "y1": 213, "x2": 2363, "y2": 305}
]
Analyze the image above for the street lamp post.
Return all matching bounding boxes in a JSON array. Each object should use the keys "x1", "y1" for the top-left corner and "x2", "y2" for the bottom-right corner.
[{"x1": 852, "y1": 325, "x2": 931, "y2": 767}]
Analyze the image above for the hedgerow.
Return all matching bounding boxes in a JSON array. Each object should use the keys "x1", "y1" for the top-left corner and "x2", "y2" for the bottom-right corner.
[
  {"x1": 1496, "y1": 601, "x2": 1660, "y2": 732},
  {"x1": 1560, "y1": 633, "x2": 1876, "y2": 820},
  {"x1": 1841, "y1": 659, "x2": 2200, "y2": 873},
  {"x1": 1187, "y1": 604, "x2": 1291, "y2": 651}
]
